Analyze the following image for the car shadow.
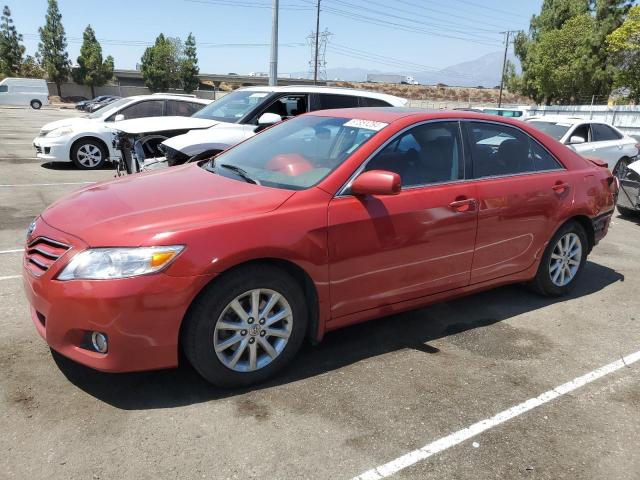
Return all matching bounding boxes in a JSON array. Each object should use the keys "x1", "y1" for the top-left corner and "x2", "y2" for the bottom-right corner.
[
  {"x1": 40, "y1": 161, "x2": 114, "y2": 171},
  {"x1": 52, "y1": 260, "x2": 624, "y2": 410}
]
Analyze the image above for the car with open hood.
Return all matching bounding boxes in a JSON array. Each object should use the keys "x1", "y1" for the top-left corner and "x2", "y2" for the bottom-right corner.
[
  {"x1": 23, "y1": 108, "x2": 617, "y2": 387},
  {"x1": 33, "y1": 94, "x2": 210, "y2": 169},
  {"x1": 109, "y1": 86, "x2": 407, "y2": 169}
]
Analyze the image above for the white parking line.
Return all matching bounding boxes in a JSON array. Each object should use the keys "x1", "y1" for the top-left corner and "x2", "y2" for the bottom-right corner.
[
  {"x1": 0, "y1": 248, "x2": 23, "y2": 254},
  {"x1": 352, "y1": 350, "x2": 640, "y2": 480},
  {"x1": 0, "y1": 181, "x2": 94, "y2": 187},
  {"x1": 0, "y1": 275, "x2": 21, "y2": 281}
]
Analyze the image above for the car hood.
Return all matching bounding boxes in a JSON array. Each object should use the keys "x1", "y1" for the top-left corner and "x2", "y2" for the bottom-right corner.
[
  {"x1": 40, "y1": 116, "x2": 95, "y2": 132},
  {"x1": 41, "y1": 164, "x2": 295, "y2": 246},
  {"x1": 163, "y1": 122, "x2": 252, "y2": 156},
  {"x1": 110, "y1": 116, "x2": 218, "y2": 135}
]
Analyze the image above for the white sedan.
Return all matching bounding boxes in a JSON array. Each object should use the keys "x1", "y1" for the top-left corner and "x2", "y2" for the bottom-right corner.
[
  {"x1": 525, "y1": 116, "x2": 639, "y2": 177},
  {"x1": 33, "y1": 94, "x2": 210, "y2": 169}
]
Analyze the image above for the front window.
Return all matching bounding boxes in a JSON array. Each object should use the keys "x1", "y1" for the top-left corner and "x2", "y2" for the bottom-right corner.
[
  {"x1": 205, "y1": 115, "x2": 385, "y2": 190},
  {"x1": 192, "y1": 90, "x2": 271, "y2": 123},
  {"x1": 527, "y1": 120, "x2": 572, "y2": 141},
  {"x1": 88, "y1": 97, "x2": 131, "y2": 119}
]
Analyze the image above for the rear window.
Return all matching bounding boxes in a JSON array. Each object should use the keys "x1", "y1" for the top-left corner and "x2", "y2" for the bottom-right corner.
[
  {"x1": 592, "y1": 123, "x2": 622, "y2": 141},
  {"x1": 360, "y1": 97, "x2": 392, "y2": 107},
  {"x1": 317, "y1": 94, "x2": 360, "y2": 110}
]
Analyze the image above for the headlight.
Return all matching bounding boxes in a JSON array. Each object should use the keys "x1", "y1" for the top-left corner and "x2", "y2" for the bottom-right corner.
[
  {"x1": 57, "y1": 246, "x2": 184, "y2": 280},
  {"x1": 45, "y1": 126, "x2": 74, "y2": 138}
]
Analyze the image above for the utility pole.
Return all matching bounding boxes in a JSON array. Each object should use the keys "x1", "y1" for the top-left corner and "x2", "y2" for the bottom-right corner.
[
  {"x1": 269, "y1": 0, "x2": 279, "y2": 86},
  {"x1": 313, "y1": 0, "x2": 321, "y2": 84},
  {"x1": 498, "y1": 30, "x2": 510, "y2": 108}
]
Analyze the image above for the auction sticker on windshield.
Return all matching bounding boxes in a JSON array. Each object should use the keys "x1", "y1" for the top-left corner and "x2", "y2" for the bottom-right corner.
[{"x1": 344, "y1": 119, "x2": 388, "y2": 131}]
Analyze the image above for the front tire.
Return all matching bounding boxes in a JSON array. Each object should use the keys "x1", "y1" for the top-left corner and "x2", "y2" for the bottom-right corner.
[
  {"x1": 71, "y1": 139, "x2": 107, "y2": 169},
  {"x1": 618, "y1": 205, "x2": 638, "y2": 218},
  {"x1": 182, "y1": 265, "x2": 308, "y2": 387},
  {"x1": 30, "y1": 99, "x2": 42, "y2": 110},
  {"x1": 532, "y1": 221, "x2": 588, "y2": 297}
]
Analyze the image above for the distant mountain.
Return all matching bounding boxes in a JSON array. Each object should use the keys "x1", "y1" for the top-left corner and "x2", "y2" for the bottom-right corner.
[{"x1": 292, "y1": 51, "x2": 520, "y2": 87}]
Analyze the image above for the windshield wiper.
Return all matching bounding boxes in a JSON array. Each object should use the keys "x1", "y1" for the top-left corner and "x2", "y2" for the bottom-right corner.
[{"x1": 219, "y1": 163, "x2": 258, "y2": 184}]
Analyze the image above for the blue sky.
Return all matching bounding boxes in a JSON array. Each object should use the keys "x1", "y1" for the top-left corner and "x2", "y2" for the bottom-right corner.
[{"x1": 7, "y1": 0, "x2": 543, "y2": 74}]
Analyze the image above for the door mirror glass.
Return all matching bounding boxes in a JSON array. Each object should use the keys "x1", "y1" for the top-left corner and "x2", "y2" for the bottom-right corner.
[
  {"x1": 351, "y1": 170, "x2": 401, "y2": 196},
  {"x1": 569, "y1": 135, "x2": 586, "y2": 145},
  {"x1": 114, "y1": 113, "x2": 125, "y2": 122},
  {"x1": 257, "y1": 112, "x2": 282, "y2": 125}
]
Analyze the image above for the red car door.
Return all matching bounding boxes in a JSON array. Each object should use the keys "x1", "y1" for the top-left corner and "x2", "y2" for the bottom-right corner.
[
  {"x1": 327, "y1": 121, "x2": 478, "y2": 319},
  {"x1": 464, "y1": 121, "x2": 573, "y2": 284}
]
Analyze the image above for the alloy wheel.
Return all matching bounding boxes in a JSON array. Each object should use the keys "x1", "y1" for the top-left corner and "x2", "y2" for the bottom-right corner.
[
  {"x1": 77, "y1": 144, "x2": 103, "y2": 168},
  {"x1": 213, "y1": 288, "x2": 293, "y2": 372},
  {"x1": 549, "y1": 232, "x2": 582, "y2": 287}
]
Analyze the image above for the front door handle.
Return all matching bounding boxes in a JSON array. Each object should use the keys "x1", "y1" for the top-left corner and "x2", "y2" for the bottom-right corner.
[{"x1": 449, "y1": 198, "x2": 477, "y2": 212}]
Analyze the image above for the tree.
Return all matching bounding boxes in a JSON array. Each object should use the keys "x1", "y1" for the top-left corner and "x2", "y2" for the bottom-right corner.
[
  {"x1": 0, "y1": 5, "x2": 25, "y2": 76},
  {"x1": 38, "y1": 0, "x2": 70, "y2": 96},
  {"x1": 20, "y1": 55, "x2": 45, "y2": 78},
  {"x1": 607, "y1": 5, "x2": 640, "y2": 102},
  {"x1": 72, "y1": 25, "x2": 114, "y2": 97},
  {"x1": 512, "y1": 0, "x2": 632, "y2": 104},
  {"x1": 180, "y1": 33, "x2": 199, "y2": 93},
  {"x1": 140, "y1": 33, "x2": 182, "y2": 92}
]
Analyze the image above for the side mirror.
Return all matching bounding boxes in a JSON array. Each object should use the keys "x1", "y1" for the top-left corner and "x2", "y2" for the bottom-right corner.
[
  {"x1": 568, "y1": 135, "x2": 586, "y2": 145},
  {"x1": 114, "y1": 114, "x2": 125, "y2": 122},
  {"x1": 257, "y1": 112, "x2": 282, "y2": 125},
  {"x1": 351, "y1": 170, "x2": 401, "y2": 196}
]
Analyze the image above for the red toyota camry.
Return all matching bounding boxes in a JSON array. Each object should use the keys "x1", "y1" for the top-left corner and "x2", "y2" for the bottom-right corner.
[{"x1": 23, "y1": 109, "x2": 617, "y2": 387}]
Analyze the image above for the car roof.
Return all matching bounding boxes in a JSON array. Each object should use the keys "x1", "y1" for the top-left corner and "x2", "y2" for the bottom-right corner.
[
  {"x1": 307, "y1": 107, "x2": 531, "y2": 125},
  {"x1": 122, "y1": 94, "x2": 210, "y2": 104},
  {"x1": 237, "y1": 85, "x2": 406, "y2": 105},
  {"x1": 526, "y1": 116, "x2": 590, "y2": 124}
]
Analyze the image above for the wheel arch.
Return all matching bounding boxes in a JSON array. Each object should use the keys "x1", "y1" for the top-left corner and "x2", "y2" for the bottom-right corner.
[
  {"x1": 564, "y1": 215, "x2": 595, "y2": 253},
  {"x1": 179, "y1": 257, "x2": 321, "y2": 356},
  {"x1": 69, "y1": 135, "x2": 110, "y2": 162}
]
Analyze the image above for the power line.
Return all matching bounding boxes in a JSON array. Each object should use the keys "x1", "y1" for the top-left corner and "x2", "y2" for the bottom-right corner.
[
  {"x1": 184, "y1": 0, "x2": 312, "y2": 10},
  {"x1": 309, "y1": 3, "x2": 503, "y2": 47},
  {"x1": 325, "y1": 0, "x2": 501, "y2": 41},
  {"x1": 449, "y1": 0, "x2": 526, "y2": 19},
  {"x1": 395, "y1": 0, "x2": 513, "y2": 29}
]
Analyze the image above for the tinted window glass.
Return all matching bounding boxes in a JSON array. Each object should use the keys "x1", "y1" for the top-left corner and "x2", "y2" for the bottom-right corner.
[
  {"x1": 118, "y1": 100, "x2": 164, "y2": 120},
  {"x1": 261, "y1": 95, "x2": 307, "y2": 119},
  {"x1": 0, "y1": 85, "x2": 7, "y2": 92},
  {"x1": 469, "y1": 122, "x2": 562, "y2": 177},
  {"x1": 166, "y1": 100, "x2": 204, "y2": 116},
  {"x1": 364, "y1": 121, "x2": 463, "y2": 187},
  {"x1": 192, "y1": 90, "x2": 270, "y2": 122},
  {"x1": 317, "y1": 94, "x2": 360, "y2": 109},
  {"x1": 592, "y1": 123, "x2": 622, "y2": 141},
  {"x1": 361, "y1": 97, "x2": 391, "y2": 107}
]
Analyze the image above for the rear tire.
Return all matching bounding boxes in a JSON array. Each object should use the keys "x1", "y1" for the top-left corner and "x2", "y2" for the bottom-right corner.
[
  {"x1": 182, "y1": 265, "x2": 308, "y2": 387},
  {"x1": 30, "y1": 99, "x2": 42, "y2": 110},
  {"x1": 531, "y1": 221, "x2": 588, "y2": 297},
  {"x1": 71, "y1": 139, "x2": 107, "y2": 169}
]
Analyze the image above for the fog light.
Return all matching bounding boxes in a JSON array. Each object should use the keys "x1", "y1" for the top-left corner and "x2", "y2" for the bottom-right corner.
[{"x1": 91, "y1": 332, "x2": 108, "y2": 353}]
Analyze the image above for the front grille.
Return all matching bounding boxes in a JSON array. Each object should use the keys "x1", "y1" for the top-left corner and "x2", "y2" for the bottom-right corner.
[{"x1": 25, "y1": 237, "x2": 71, "y2": 277}]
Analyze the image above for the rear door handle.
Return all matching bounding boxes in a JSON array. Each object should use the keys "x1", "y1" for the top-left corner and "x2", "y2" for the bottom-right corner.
[{"x1": 449, "y1": 198, "x2": 477, "y2": 212}]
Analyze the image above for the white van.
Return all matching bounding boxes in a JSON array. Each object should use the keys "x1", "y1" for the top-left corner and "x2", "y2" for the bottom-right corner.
[{"x1": 0, "y1": 77, "x2": 49, "y2": 109}]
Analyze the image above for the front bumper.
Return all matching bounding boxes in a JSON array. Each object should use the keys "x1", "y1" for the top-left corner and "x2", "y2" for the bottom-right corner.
[
  {"x1": 33, "y1": 136, "x2": 71, "y2": 162},
  {"x1": 617, "y1": 178, "x2": 640, "y2": 212},
  {"x1": 22, "y1": 219, "x2": 214, "y2": 373}
]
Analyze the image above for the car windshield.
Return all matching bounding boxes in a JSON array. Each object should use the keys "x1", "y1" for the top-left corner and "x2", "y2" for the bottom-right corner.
[
  {"x1": 192, "y1": 90, "x2": 270, "y2": 122},
  {"x1": 87, "y1": 97, "x2": 131, "y2": 119},
  {"x1": 527, "y1": 120, "x2": 571, "y2": 140},
  {"x1": 205, "y1": 115, "x2": 385, "y2": 189}
]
